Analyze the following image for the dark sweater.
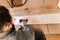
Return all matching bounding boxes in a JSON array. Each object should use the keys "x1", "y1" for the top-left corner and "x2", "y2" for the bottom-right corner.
[{"x1": 34, "y1": 31, "x2": 46, "y2": 40}]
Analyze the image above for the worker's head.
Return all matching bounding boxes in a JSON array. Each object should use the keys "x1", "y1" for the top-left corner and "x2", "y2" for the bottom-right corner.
[{"x1": 0, "y1": 6, "x2": 14, "y2": 32}]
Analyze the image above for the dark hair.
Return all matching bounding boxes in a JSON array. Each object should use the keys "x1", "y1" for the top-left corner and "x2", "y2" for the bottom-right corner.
[
  {"x1": 0, "y1": 6, "x2": 15, "y2": 31},
  {"x1": 19, "y1": 19, "x2": 28, "y2": 23}
]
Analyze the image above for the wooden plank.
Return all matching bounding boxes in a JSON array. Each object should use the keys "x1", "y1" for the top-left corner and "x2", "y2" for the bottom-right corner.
[{"x1": 48, "y1": 24, "x2": 60, "y2": 34}]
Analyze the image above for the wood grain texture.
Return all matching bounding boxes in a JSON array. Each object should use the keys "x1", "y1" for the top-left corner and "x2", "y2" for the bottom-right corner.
[
  {"x1": 48, "y1": 24, "x2": 60, "y2": 34},
  {"x1": 46, "y1": 34, "x2": 60, "y2": 40}
]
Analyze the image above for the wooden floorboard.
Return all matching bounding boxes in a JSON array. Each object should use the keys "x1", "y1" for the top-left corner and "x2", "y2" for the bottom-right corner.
[{"x1": 46, "y1": 34, "x2": 60, "y2": 40}]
